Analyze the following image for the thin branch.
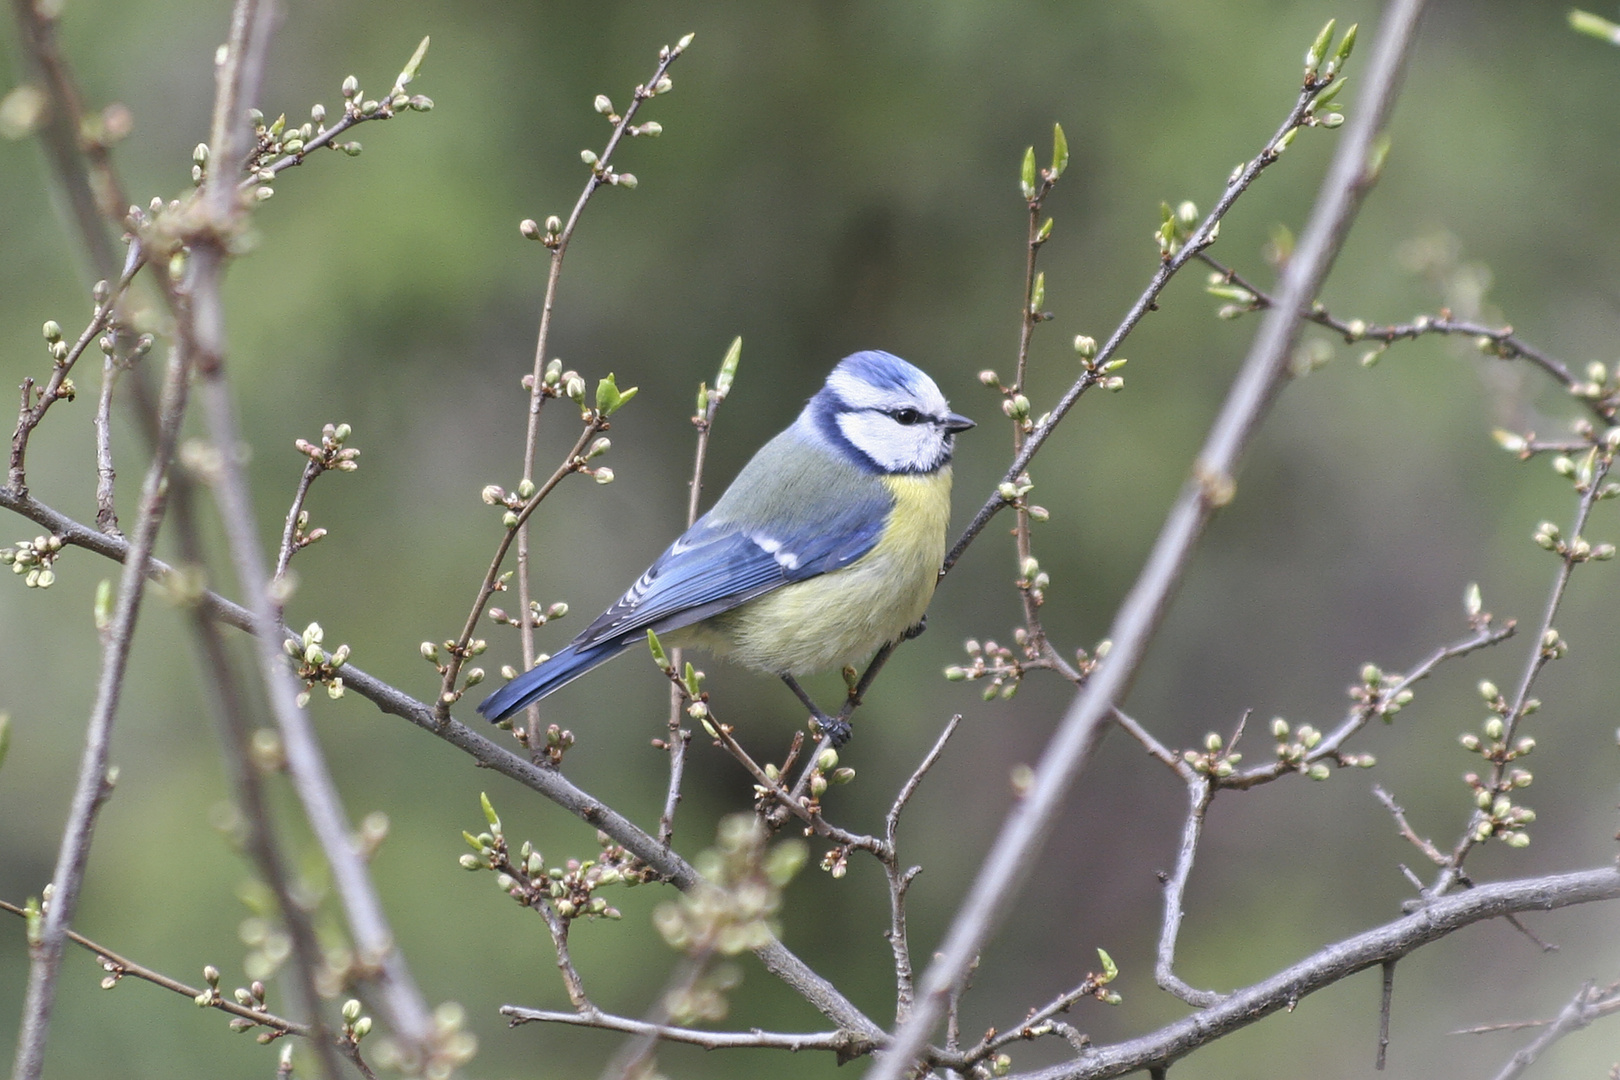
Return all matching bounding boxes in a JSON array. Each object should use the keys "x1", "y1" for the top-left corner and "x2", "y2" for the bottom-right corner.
[
  {"x1": 1377, "y1": 959, "x2": 1395, "y2": 1070},
  {"x1": 439, "y1": 417, "x2": 602, "y2": 723},
  {"x1": 1434, "y1": 448, "x2": 1613, "y2": 894},
  {"x1": 502, "y1": 1004, "x2": 864, "y2": 1055},
  {"x1": 885, "y1": 715, "x2": 963, "y2": 1023},
  {"x1": 515, "y1": 37, "x2": 689, "y2": 735},
  {"x1": 1221, "y1": 619, "x2": 1513, "y2": 791},
  {"x1": 1005, "y1": 866, "x2": 1620, "y2": 1080},
  {"x1": 1373, "y1": 785, "x2": 1448, "y2": 866},
  {"x1": 873, "y1": 5, "x2": 1429, "y2": 1073},
  {"x1": 9, "y1": 247, "x2": 140, "y2": 496},
  {"x1": 0, "y1": 486, "x2": 884, "y2": 1042},
  {"x1": 1489, "y1": 981, "x2": 1620, "y2": 1080},
  {"x1": 9, "y1": 329, "x2": 193, "y2": 1080},
  {"x1": 1110, "y1": 707, "x2": 1188, "y2": 775},
  {"x1": 1196, "y1": 252, "x2": 1593, "y2": 416},
  {"x1": 92, "y1": 347, "x2": 121, "y2": 535},
  {"x1": 938, "y1": 41, "x2": 1348, "y2": 581},
  {"x1": 184, "y1": 0, "x2": 437, "y2": 1055},
  {"x1": 1155, "y1": 778, "x2": 1222, "y2": 1008}
]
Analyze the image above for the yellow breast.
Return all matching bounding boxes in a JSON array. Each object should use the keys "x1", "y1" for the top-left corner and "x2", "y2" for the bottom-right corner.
[{"x1": 675, "y1": 468, "x2": 953, "y2": 676}]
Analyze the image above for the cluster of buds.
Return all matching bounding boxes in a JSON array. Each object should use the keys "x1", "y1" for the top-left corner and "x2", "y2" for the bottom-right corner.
[
  {"x1": 192, "y1": 966, "x2": 284, "y2": 1044},
  {"x1": 294, "y1": 422, "x2": 360, "y2": 474},
  {"x1": 3, "y1": 534, "x2": 63, "y2": 588},
  {"x1": 488, "y1": 593, "x2": 569, "y2": 631},
  {"x1": 283, "y1": 622, "x2": 350, "y2": 707},
  {"x1": 1458, "y1": 679, "x2": 1538, "y2": 846},
  {"x1": 420, "y1": 638, "x2": 485, "y2": 706},
  {"x1": 653, "y1": 814, "x2": 806, "y2": 964},
  {"x1": 593, "y1": 90, "x2": 665, "y2": 139},
  {"x1": 945, "y1": 637, "x2": 1031, "y2": 700},
  {"x1": 519, "y1": 214, "x2": 565, "y2": 248},
  {"x1": 1206, "y1": 273, "x2": 1261, "y2": 321},
  {"x1": 40, "y1": 319, "x2": 74, "y2": 371},
  {"x1": 1566, "y1": 361, "x2": 1620, "y2": 408},
  {"x1": 1017, "y1": 556, "x2": 1051, "y2": 607},
  {"x1": 1532, "y1": 518, "x2": 1614, "y2": 563},
  {"x1": 1182, "y1": 730, "x2": 1243, "y2": 779},
  {"x1": 482, "y1": 479, "x2": 539, "y2": 528},
  {"x1": 459, "y1": 795, "x2": 635, "y2": 920},
  {"x1": 1155, "y1": 199, "x2": 1204, "y2": 259},
  {"x1": 508, "y1": 721, "x2": 574, "y2": 764},
  {"x1": 1348, "y1": 662, "x2": 1415, "y2": 724},
  {"x1": 1073, "y1": 334, "x2": 1127, "y2": 391},
  {"x1": 338, "y1": 997, "x2": 373, "y2": 1046},
  {"x1": 1269, "y1": 717, "x2": 1375, "y2": 779},
  {"x1": 762, "y1": 747, "x2": 853, "y2": 837}
]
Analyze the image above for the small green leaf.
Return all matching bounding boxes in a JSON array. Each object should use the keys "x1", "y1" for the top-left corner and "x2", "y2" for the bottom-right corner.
[
  {"x1": 0, "y1": 712, "x2": 10, "y2": 770},
  {"x1": 479, "y1": 792, "x2": 501, "y2": 834},
  {"x1": 1036, "y1": 217, "x2": 1053, "y2": 243},
  {"x1": 1051, "y1": 122, "x2": 1069, "y2": 179},
  {"x1": 647, "y1": 629, "x2": 669, "y2": 670},
  {"x1": 399, "y1": 36, "x2": 431, "y2": 86},
  {"x1": 1305, "y1": 18, "x2": 1336, "y2": 71},
  {"x1": 1097, "y1": 947, "x2": 1118, "y2": 982},
  {"x1": 714, "y1": 336, "x2": 742, "y2": 400},
  {"x1": 682, "y1": 661, "x2": 703, "y2": 698},
  {"x1": 1332, "y1": 23, "x2": 1358, "y2": 65},
  {"x1": 1019, "y1": 146, "x2": 1036, "y2": 200},
  {"x1": 1030, "y1": 271, "x2": 1045, "y2": 312}
]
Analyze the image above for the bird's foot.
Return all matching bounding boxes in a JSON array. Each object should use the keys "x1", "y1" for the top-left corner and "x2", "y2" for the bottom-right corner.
[
  {"x1": 903, "y1": 616, "x2": 927, "y2": 641},
  {"x1": 811, "y1": 711, "x2": 853, "y2": 748}
]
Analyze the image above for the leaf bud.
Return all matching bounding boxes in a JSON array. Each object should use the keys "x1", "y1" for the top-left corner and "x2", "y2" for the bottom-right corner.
[
  {"x1": 594, "y1": 94, "x2": 614, "y2": 115},
  {"x1": 1478, "y1": 680, "x2": 1499, "y2": 702},
  {"x1": 1483, "y1": 717, "x2": 1504, "y2": 741},
  {"x1": 1307, "y1": 762, "x2": 1330, "y2": 781},
  {"x1": 1503, "y1": 831, "x2": 1530, "y2": 848},
  {"x1": 42, "y1": 321, "x2": 62, "y2": 343},
  {"x1": 817, "y1": 748, "x2": 839, "y2": 771},
  {"x1": 520, "y1": 219, "x2": 541, "y2": 240},
  {"x1": 1270, "y1": 717, "x2": 1289, "y2": 739},
  {"x1": 342, "y1": 75, "x2": 360, "y2": 98},
  {"x1": 342, "y1": 998, "x2": 362, "y2": 1023},
  {"x1": 1073, "y1": 335, "x2": 1097, "y2": 360}
]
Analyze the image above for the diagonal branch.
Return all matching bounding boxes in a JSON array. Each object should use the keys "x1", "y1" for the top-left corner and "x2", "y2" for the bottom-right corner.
[{"x1": 871, "y1": 4, "x2": 1430, "y2": 1074}]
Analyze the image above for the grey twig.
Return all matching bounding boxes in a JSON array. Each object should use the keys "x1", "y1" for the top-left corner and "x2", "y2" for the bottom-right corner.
[
  {"x1": 1489, "y1": 981, "x2": 1620, "y2": 1080},
  {"x1": 885, "y1": 715, "x2": 963, "y2": 1023},
  {"x1": 1006, "y1": 867, "x2": 1620, "y2": 1080},
  {"x1": 1377, "y1": 959, "x2": 1395, "y2": 1069},
  {"x1": 872, "y1": 4, "x2": 1430, "y2": 1074},
  {"x1": 1154, "y1": 778, "x2": 1222, "y2": 1008},
  {"x1": 500, "y1": 1004, "x2": 863, "y2": 1055}
]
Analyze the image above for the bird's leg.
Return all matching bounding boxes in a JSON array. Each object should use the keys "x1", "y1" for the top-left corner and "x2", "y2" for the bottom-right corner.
[{"x1": 781, "y1": 674, "x2": 851, "y2": 747}]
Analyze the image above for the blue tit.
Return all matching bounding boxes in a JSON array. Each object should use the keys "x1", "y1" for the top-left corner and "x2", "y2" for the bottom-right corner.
[{"x1": 477, "y1": 350, "x2": 974, "y2": 743}]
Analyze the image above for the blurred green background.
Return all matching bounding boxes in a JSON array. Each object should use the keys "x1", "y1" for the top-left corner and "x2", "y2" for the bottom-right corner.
[{"x1": 4, "y1": 1, "x2": 1620, "y2": 1077}]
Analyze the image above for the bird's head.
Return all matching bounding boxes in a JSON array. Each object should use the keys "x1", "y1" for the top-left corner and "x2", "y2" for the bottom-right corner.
[{"x1": 804, "y1": 350, "x2": 975, "y2": 475}]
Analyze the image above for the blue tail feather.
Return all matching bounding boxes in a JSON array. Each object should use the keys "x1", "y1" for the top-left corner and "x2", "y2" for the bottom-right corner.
[{"x1": 475, "y1": 639, "x2": 629, "y2": 721}]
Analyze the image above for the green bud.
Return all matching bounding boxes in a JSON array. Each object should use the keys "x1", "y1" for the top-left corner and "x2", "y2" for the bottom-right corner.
[
  {"x1": 1019, "y1": 145, "x2": 1036, "y2": 200},
  {"x1": 817, "y1": 748, "x2": 839, "y2": 771},
  {"x1": 1307, "y1": 762, "x2": 1331, "y2": 781},
  {"x1": 1305, "y1": 18, "x2": 1336, "y2": 72},
  {"x1": 342, "y1": 999, "x2": 362, "y2": 1023},
  {"x1": 1484, "y1": 717, "x2": 1504, "y2": 741},
  {"x1": 594, "y1": 94, "x2": 614, "y2": 115},
  {"x1": 42, "y1": 320, "x2": 62, "y2": 343},
  {"x1": 715, "y1": 336, "x2": 742, "y2": 400},
  {"x1": 1478, "y1": 680, "x2": 1499, "y2": 702},
  {"x1": 480, "y1": 791, "x2": 501, "y2": 832},
  {"x1": 1051, "y1": 122, "x2": 1069, "y2": 178},
  {"x1": 1073, "y1": 335, "x2": 1097, "y2": 360}
]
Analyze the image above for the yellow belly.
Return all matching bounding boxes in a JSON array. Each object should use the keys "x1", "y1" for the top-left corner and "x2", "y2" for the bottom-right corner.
[{"x1": 672, "y1": 469, "x2": 953, "y2": 675}]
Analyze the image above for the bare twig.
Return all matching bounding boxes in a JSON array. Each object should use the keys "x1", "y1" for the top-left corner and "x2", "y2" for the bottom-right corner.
[
  {"x1": 873, "y1": 6, "x2": 1429, "y2": 1074},
  {"x1": 1373, "y1": 785, "x2": 1448, "y2": 866},
  {"x1": 1489, "y1": 982, "x2": 1620, "y2": 1080},
  {"x1": 501, "y1": 1004, "x2": 863, "y2": 1055},
  {"x1": 885, "y1": 715, "x2": 963, "y2": 1023},
  {"x1": 1377, "y1": 959, "x2": 1395, "y2": 1069},
  {"x1": 1155, "y1": 778, "x2": 1222, "y2": 1008},
  {"x1": 1005, "y1": 867, "x2": 1620, "y2": 1080},
  {"x1": 92, "y1": 347, "x2": 121, "y2": 535}
]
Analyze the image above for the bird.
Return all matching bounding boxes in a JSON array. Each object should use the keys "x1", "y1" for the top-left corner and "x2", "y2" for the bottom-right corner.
[{"x1": 476, "y1": 350, "x2": 973, "y2": 744}]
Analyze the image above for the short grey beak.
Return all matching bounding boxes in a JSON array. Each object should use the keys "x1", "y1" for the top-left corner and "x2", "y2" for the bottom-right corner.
[{"x1": 943, "y1": 412, "x2": 975, "y2": 433}]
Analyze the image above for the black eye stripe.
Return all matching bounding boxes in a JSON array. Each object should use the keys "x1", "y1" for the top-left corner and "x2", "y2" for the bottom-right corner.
[{"x1": 873, "y1": 406, "x2": 927, "y2": 425}]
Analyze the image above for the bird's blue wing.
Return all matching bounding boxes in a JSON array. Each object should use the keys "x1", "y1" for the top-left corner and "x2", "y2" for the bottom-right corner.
[{"x1": 573, "y1": 492, "x2": 889, "y2": 648}]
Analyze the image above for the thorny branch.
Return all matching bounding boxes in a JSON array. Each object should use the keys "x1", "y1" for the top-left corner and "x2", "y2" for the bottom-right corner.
[
  {"x1": 1480, "y1": 982, "x2": 1620, "y2": 1080},
  {"x1": 501, "y1": 1004, "x2": 860, "y2": 1055}
]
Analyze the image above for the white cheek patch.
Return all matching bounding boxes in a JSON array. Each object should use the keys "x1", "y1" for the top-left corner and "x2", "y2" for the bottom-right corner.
[{"x1": 838, "y1": 410, "x2": 942, "y2": 472}]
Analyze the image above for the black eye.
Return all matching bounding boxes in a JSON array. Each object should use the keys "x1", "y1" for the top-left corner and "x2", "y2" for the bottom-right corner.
[{"x1": 892, "y1": 407, "x2": 922, "y2": 425}]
